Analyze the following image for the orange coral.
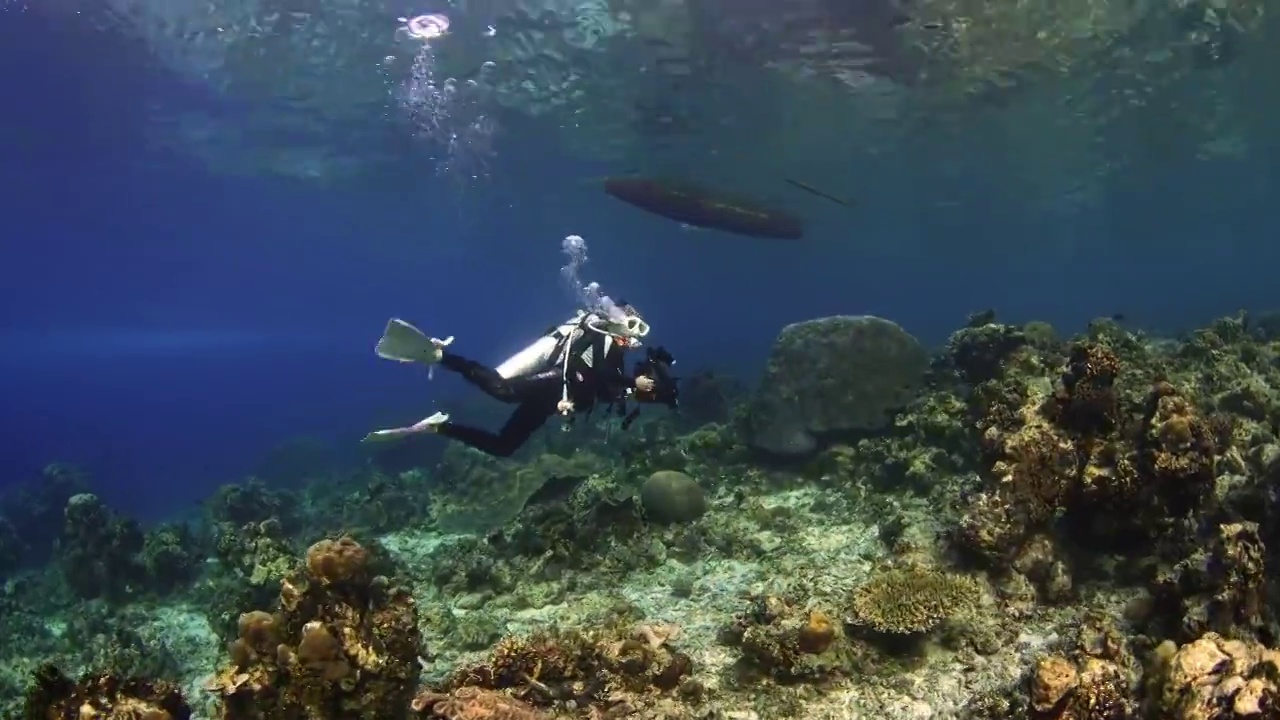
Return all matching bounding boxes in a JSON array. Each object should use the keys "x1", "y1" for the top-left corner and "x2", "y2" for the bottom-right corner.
[
  {"x1": 1026, "y1": 616, "x2": 1136, "y2": 720},
  {"x1": 237, "y1": 610, "x2": 277, "y2": 649},
  {"x1": 297, "y1": 621, "x2": 351, "y2": 681},
  {"x1": 306, "y1": 535, "x2": 370, "y2": 587},
  {"x1": 797, "y1": 610, "x2": 836, "y2": 654},
  {"x1": 1151, "y1": 633, "x2": 1280, "y2": 720},
  {"x1": 208, "y1": 537, "x2": 421, "y2": 720}
]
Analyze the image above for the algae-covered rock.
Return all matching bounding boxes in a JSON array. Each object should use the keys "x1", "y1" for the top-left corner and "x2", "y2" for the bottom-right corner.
[
  {"x1": 747, "y1": 315, "x2": 929, "y2": 456},
  {"x1": 639, "y1": 471, "x2": 707, "y2": 525},
  {"x1": 23, "y1": 664, "x2": 192, "y2": 720},
  {"x1": 1149, "y1": 632, "x2": 1280, "y2": 720}
]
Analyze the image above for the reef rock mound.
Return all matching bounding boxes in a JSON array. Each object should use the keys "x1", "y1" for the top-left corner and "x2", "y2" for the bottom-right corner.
[{"x1": 748, "y1": 315, "x2": 929, "y2": 456}]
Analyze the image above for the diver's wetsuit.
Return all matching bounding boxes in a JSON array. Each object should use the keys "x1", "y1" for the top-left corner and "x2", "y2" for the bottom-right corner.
[{"x1": 435, "y1": 336, "x2": 630, "y2": 457}]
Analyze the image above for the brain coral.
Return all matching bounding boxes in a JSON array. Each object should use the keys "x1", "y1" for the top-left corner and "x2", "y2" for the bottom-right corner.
[{"x1": 639, "y1": 471, "x2": 707, "y2": 524}]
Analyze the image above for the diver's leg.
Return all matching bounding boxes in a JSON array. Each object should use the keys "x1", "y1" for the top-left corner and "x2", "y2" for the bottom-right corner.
[
  {"x1": 436, "y1": 400, "x2": 554, "y2": 458},
  {"x1": 440, "y1": 355, "x2": 561, "y2": 404}
]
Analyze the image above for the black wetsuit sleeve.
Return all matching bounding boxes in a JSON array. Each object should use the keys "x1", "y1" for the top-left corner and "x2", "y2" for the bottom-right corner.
[
  {"x1": 436, "y1": 400, "x2": 555, "y2": 457},
  {"x1": 597, "y1": 343, "x2": 631, "y2": 401}
]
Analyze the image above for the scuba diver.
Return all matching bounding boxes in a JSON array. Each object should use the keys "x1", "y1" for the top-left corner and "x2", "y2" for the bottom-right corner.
[{"x1": 362, "y1": 303, "x2": 679, "y2": 458}]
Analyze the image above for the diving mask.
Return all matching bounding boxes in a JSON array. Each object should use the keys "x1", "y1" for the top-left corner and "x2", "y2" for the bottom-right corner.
[
  {"x1": 614, "y1": 301, "x2": 650, "y2": 338},
  {"x1": 620, "y1": 315, "x2": 650, "y2": 338}
]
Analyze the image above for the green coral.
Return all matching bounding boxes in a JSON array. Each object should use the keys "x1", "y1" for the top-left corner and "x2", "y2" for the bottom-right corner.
[{"x1": 140, "y1": 524, "x2": 201, "y2": 594}]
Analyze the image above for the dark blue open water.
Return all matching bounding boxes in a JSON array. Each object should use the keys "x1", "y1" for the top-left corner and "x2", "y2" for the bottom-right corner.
[{"x1": 2, "y1": 0, "x2": 1278, "y2": 519}]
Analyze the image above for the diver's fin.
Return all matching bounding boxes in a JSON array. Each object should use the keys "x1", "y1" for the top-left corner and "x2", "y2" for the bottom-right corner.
[
  {"x1": 362, "y1": 412, "x2": 450, "y2": 443},
  {"x1": 375, "y1": 319, "x2": 453, "y2": 364}
]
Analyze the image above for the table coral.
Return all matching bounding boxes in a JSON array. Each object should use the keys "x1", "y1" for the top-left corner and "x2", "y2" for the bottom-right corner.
[{"x1": 848, "y1": 567, "x2": 981, "y2": 640}]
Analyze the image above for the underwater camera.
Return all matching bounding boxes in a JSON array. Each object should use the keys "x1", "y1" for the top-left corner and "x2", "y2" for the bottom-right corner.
[{"x1": 634, "y1": 345, "x2": 679, "y2": 409}]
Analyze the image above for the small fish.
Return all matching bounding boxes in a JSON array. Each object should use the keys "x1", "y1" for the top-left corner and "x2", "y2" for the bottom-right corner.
[{"x1": 785, "y1": 178, "x2": 854, "y2": 208}]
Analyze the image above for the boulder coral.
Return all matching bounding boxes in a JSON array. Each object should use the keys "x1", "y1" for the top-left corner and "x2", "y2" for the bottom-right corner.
[
  {"x1": 746, "y1": 315, "x2": 929, "y2": 456},
  {"x1": 639, "y1": 470, "x2": 707, "y2": 525}
]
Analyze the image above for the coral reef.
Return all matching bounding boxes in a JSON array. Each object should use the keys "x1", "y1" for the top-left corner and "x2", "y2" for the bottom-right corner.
[
  {"x1": 724, "y1": 594, "x2": 862, "y2": 682},
  {"x1": 437, "y1": 620, "x2": 693, "y2": 715},
  {"x1": 206, "y1": 536, "x2": 421, "y2": 720},
  {"x1": 1147, "y1": 632, "x2": 1280, "y2": 720},
  {"x1": 57, "y1": 493, "x2": 202, "y2": 602},
  {"x1": 14, "y1": 312, "x2": 1280, "y2": 720},
  {"x1": 23, "y1": 663, "x2": 192, "y2": 720},
  {"x1": 412, "y1": 687, "x2": 547, "y2": 720},
  {"x1": 951, "y1": 325, "x2": 1236, "y2": 605},
  {"x1": 0, "y1": 463, "x2": 89, "y2": 572}
]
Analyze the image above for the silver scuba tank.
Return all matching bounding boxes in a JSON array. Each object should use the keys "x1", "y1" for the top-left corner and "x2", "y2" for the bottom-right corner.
[{"x1": 494, "y1": 314, "x2": 585, "y2": 379}]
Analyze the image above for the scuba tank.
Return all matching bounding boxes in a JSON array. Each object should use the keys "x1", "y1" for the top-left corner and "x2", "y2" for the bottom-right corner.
[{"x1": 493, "y1": 312, "x2": 591, "y2": 379}]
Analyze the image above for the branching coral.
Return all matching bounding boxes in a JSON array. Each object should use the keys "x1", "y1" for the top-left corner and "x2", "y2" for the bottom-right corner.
[
  {"x1": 946, "y1": 322, "x2": 1031, "y2": 385},
  {"x1": 207, "y1": 478, "x2": 294, "y2": 528},
  {"x1": 1138, "y1": 382, "x2": 1220, "y2": 514},
  {"x1": 1051, "y1": 343, "x2": 1121, "y2": 434},
  {"x1": 206, "y1": 537, "x2": 421, "y2": 720}
]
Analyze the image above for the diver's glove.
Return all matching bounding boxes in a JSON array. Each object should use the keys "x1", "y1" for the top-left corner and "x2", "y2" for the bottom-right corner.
[{"x1": 557, "y1": 399, "x2": 575, "y2": 415}]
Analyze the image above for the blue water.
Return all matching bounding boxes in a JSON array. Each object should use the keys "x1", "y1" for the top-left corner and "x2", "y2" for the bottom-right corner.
[{"x1": 3, "y1": 2, "x2": 1278, "y2": 520}]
